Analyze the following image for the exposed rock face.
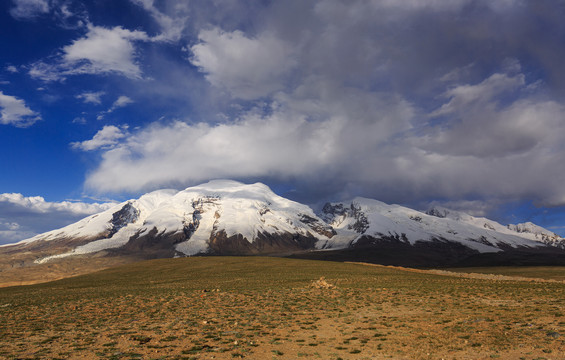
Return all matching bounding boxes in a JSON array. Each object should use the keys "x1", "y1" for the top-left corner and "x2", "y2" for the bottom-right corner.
[
  {"x1": 348, "y1": 204, "x2": 370, "y2": 234},
  {"x1": 208, "y1": 230, "x2": 318, "y2": 256},
  {"x1": 298, "y1": 214, "x2": 336, "y2": 238},
  {"x1": 109, "y1": 203, "x2": 140, "y2": 237},
  {"x1": 322, "y1": 202, "x2": 369, "y2": 234},
  {"x1": 426, "y1": 208, "x2": 448, "y2": 218}
]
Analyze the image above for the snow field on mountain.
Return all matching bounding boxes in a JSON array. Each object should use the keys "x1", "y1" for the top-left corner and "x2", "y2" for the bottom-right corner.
[{"x1": 322, "y1": 198, "x2": 559, "y2": 252}]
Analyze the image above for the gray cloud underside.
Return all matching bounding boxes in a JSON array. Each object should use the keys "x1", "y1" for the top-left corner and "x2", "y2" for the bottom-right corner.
[{"x1": 67, "y1": 0, "x2": 565, "y2": 208}]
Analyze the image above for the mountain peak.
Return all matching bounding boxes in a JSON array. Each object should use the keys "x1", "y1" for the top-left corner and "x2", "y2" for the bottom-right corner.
[{"x1": 180, "y1": 180, "x2": 278, "y2": 200}]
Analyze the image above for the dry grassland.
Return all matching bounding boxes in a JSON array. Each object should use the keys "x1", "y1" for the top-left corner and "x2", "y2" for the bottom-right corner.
[{"x1": 0, "y1": 257, "x2": 564, "y2": 359}]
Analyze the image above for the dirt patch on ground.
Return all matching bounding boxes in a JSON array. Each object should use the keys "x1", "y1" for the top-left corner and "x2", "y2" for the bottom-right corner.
[{"x1": 0, "y1": 256, "x2": 137, "y2": 287}]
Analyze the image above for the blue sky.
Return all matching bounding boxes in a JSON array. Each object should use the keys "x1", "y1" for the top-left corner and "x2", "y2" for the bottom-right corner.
[{"x1": 1, "y1": 0, "x2": 565, "y2": 244}]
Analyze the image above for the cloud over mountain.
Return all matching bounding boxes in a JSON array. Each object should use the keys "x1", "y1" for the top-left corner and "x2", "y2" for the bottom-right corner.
[
  {"x1": 0, "y1": 193, "x2": 114, "y2": 245},
  {"x1": 2, "y1": 0, "x2": 565, "y2": 242},
  {"x1": 67, "y1": 0, "x2": 565, "y2": 210}
]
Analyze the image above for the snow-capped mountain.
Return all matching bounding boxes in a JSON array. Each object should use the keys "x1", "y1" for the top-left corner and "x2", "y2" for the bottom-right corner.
[
  {"x1": 319, "y1": 199, "x2": 565, "y2": 252},
  {"x1": 507, "y1": 222, "x2": 565, "y2": 249},
  {"x1": 2, "y1": 180, "x2": 564, "y2": 267},
  {"x1": 6, "y1": 180, "x2": 335, "y2": 264}
]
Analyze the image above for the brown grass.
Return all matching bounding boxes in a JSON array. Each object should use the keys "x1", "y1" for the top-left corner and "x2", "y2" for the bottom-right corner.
[{"x1": 0, "y1": 257, "x2": 564, "y2": 359}]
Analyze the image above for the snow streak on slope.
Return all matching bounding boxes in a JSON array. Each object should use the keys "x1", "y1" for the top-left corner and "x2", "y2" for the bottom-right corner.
[{"x1": 320, "y1": 199, "x2": 560, "y2": 253}]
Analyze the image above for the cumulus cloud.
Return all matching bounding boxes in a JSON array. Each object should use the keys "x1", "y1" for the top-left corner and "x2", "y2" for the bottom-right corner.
[
  {"x1": 190, "y1": 28, "x2": 297, "y2": 99},
  {"x1": 71, "y1": 125, "x2": 129, "y2": 151},
  {"x1": 63, "y1": 26, "x2": 147, "y2": 76},
  {"x1": 5, "y1": 65, "x2": 19, "y2": 73},
  {"x1": 0, "y1": 91, "x2": 41, "y2": 127},
  {"x1": 76, "y1": 91, "x2": 105, "y2": 104},
  {"x1": 10, "y1": 0, "x2": 49, "y2": 19},
  {"x1": 82, "y1": 69, "x2": 565, "y2": 209},
  {"x1": 0, "y1": 193, "x2": 115, "y2": 245},
  {"x1": 83, "y1": 82, "x2": 415, "y2": 193},
  {"x1": 29, "y1": 25, "x2": 150, "y2": 81},
  {"x1": 62, "y1": 0, "x2": 565, "y2": 213}
]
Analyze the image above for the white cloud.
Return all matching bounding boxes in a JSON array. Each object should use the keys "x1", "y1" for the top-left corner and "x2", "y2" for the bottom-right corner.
[
  {"x1": 0, "y1": 193, "x2": 114, "y2": 215},
  {"x1": 83, "y1": 84, "x2": 415, "y2": 192},
  {"x1": 29, "y1": 25, "x2": 150, "y2": 81},
  {"x1": 5, "y1": 65, "x2": 19, "y2": 73},
  {"x1": 96, "y1": 95, "x2": 134, "y2": 120},
  {"x1": 0, "y1": 193, "x2": 115, "y2": 245},
  {"x1": 76, "y1": 91, "x2": 105, "y2": 104},
  {"x1": 71, "y1": 125, "x2": 129, "y2": 151},
  {"x1": 10, "y1": 0, "x2": 49, "y2": 19},
  {"x1": 63, "y1": 26, "x2": 148, "y2": 77},
  {"x1": 190, "y1": 28, "x2": 297, "y2": 99},
  {"x1": 129, "y1": 0, "x2": 187, "y2": 41},
  {"x1": 111, "y1": 95, "x2": 134, "y2": 109},
  {"x1": 0, "y1": 91, "x2": 41, "y2": 127}
]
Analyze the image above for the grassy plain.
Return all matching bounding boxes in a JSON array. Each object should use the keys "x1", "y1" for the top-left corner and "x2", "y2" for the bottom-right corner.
[{"x1": 0, "y1": 257, "x2": 564, "y2": 359}]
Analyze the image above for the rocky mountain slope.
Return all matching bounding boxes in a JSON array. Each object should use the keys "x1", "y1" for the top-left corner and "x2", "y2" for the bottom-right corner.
[{"x1": 1, "y1": 180, "x2": 564, "y2": 268}]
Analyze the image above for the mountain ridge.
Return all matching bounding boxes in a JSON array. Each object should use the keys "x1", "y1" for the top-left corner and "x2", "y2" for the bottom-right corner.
[{"x1": 2, "y1": 180, "x2": 564, "y2": 268}]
